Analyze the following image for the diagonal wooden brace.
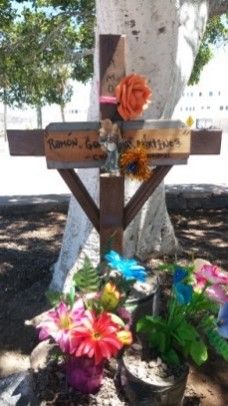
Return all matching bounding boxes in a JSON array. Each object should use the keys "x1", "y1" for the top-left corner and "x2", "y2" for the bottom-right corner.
[
  {"x1": 58, "y1": 169, "x2": 100, "y2": 232},
  {"x1": 124, "y1": 166, "x2": 172, "y2": 229}
]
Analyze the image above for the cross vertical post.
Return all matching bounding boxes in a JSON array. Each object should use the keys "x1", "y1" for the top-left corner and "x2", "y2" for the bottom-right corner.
[{"x1": 99, "y1": 35, "x2": 126, "y2": 256}]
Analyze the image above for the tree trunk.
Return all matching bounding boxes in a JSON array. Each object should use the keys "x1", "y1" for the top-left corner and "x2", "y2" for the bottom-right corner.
[
  {"x1": 60, "y1": 104, "x2": 65, "y2": 122},
  {"x1": 3, "y1": 89, "x2": 7, "y2": 142},
  {"x1": 50, "y1": 0, "x2": 209, "y2": 292},
  {"x1": 36, "y1": 105, "x2": 43, "y2": 129}
]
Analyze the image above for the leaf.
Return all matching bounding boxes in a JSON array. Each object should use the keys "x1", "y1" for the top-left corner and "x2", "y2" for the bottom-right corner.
[
  {"x1": 158, "y1": 263, "x2": 174, "y2": 272},
  {"x1": 46, "y1": 290, "x2": 63, "y2": 307},
  {"x1": 207, "y1": 330, "x2": 228, "y2": 361},
  {"x1": 136, "y1": 315, "x2": 165, "y2": 333},
  {"x1": 157, "y1": 332, "x2": 167, "y2": 353},
  {"x1": 175, "y1": 321, "x2": 198, "y2": 343},
  {"x1": 163, "y1": 348, "x2": 180, "y2": 366},
  {"x1": 190, "y1": 340, "x2": 208, "y2": 366},
  {"x1": 65, "y1": 286, "x2": 75, "y2": 308},
  {"x1": 73, "y1": 256, "x2": 99, "y2": 293}
]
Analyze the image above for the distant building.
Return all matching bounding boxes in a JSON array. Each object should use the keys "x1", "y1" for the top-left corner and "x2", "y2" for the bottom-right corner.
[
  {"x1": 174, "y1": 86, "x2": 228, "y2": 121},
  {"x1": 173, "y1": 49, "x2": 228, "y2": 129}
]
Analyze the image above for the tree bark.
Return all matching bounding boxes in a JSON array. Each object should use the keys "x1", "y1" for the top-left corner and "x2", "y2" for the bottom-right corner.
[
  {"x1": 50, "y1": 0, "x2": 209, "y2": 292},
  {"x1": 36, "y1": 105, "x2": 43, "y2": 129},
  {"x1": 3, "y1": 89, "x2": 7, "y2": 142},
  {"x1": 60, "y1": 104, "x2": 65, "y2": 122}
]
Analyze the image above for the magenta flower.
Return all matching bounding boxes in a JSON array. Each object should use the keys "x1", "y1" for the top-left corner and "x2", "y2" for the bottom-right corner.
[{"x1": 37, "y1": 300, "x2": 85, "y2": 353}]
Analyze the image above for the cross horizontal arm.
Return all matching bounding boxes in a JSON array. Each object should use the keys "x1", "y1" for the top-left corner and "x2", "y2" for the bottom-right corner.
[
  {"x1": 58, "y1": 169, "x2": 100, "y2": 232},
  {"x1": 7, "y1": 128, "x2": 222, "y2": 159},
  {"x1": 124, "y1": 166, "x2": 172, "y2": 229}
]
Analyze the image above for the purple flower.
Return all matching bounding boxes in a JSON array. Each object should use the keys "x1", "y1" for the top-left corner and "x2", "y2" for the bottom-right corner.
[{"x1": 217, "y1": 303, "x2": 228, "y2": 339}]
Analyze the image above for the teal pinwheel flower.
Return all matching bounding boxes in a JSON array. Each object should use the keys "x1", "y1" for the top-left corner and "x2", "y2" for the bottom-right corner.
[
  {"x1": 104, "y1": 250, "x2": 147, "y2": 282},
  {"x1": 173, "y1": 267, "x2": 193, "y2": 305}
]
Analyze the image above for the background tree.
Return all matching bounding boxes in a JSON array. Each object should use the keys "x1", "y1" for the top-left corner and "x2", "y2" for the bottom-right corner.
[
  {"x1": 189, "y1": 14, "x2": 227, "y2": 85},
  {"x1": 0, "y1": 0, "x2": 95, "y2": 127},
  {"x1": 50, "y1": 0, "x2": 228, "y2": 292}
]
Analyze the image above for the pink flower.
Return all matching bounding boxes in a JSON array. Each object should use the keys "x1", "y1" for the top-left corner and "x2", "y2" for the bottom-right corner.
[
  {"x1": 194, "y1": 259, "x2": 228, "y2": 304},
  {"x1": 37, "y1": 300, "x2": 85, "y2": 353},
  {"x1": 195, "y1": 263, "x2": 228, "y2": 288},
  {"x1": 70, "y1": 310, "x2": 123, "y2": 365},
  {"x1": 206, "y1": 284, "x2": 228, "y2": 304}
]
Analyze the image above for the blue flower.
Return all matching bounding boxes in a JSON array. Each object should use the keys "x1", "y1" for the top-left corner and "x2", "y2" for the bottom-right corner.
[
  {"x1": 172, "y1": 266, "x2": 192, "y2": 304},
  {"x1": 175, "y1": 283, "x2": 193, "y2": 305},
  {"x1": 104, "y1": 250, "x2": 147, "y2": 282},
  {"x1": 173, "y1": 266, "x2": 188, "y2": 284},
  {"x1": 217, "y1": 303, "x2": 228, "y2": 339}
]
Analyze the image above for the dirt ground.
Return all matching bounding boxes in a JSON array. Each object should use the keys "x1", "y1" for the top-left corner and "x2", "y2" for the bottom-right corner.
[{"x1": 0, "y1": 208, "x2": 227, "y2": 405}]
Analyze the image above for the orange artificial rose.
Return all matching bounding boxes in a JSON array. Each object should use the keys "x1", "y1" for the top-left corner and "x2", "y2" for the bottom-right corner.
[{"x1": 115, "y1": 73, "x2": 152, "y2": 121}]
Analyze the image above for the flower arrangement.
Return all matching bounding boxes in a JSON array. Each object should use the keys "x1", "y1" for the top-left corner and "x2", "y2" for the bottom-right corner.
[
  {"x1": 37, "y1": 251, "x2": 148, "y2": 394},
  {"x1": 137, "y1": 260, "x2": 228, "y2": 367}
]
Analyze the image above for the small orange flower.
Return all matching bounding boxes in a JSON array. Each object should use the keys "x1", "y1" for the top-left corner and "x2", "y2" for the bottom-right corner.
[
  {"x1": 119, "y1": 146, "x2": 151, "y2": 181},
  {"x1": 117, "y1": 330, "x2": 133, "y2": 346},
  {"x1": 115, "y1": 74, "x2": 152, "y2": 121}
]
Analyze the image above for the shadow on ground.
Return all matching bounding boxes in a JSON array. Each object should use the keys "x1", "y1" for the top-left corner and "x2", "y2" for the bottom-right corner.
[
  {"x1": 0, "y1": 211, "x2": 66, "y2": 354},
  {"x1": 170, "y1": 209, "x2": 228, "y2": 269}
]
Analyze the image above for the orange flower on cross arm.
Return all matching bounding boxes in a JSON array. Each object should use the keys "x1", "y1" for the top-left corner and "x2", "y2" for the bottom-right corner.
[
  {"x1": 119, "y1": 146, "x2": 152, "y2": 181},
  {"x1": 115, "y1": 74, "x2": 152, "y2": 121}
]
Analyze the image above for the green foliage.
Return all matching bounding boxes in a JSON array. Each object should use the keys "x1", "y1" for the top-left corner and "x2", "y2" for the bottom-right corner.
[
  {"x1": 206, "y1": 330, "x2": 228, "y2": 361},
  {"x1": 186, "y1": 291, "x2": 218, "y2": 315},
  {"x1": 65, "y1": 286, "x2": 76, "y2": 308},
  {"x1": 137, "y1": 261, "x2": 227, "y2": 368},
  {"x1": 0, "y1": 0, "x2": 95, "y2": 108},
  {"x1": 137, "y1": 311, "x2": 208, "y2": 366},
  {"x1": 189, "y1": 14, "x2": 228, "y2": 85},
  {"x1": 73, "y1": 256, "x2": 100, "y2": 293},
  {"x1": 201, "y1": 316, "x2": 228, "y2": 361}
]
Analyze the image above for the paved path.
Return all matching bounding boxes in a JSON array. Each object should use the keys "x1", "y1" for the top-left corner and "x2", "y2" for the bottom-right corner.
[{"x1": 0, "y1": 133, "x2": 227, "y2": 211}]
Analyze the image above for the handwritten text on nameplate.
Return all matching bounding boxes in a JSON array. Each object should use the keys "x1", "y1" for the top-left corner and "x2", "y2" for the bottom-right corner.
[
  {"x1": 44, "y1": 130, "x2": 106, "y2": 163},
  {"x1": 123, "y1": 128, "x2": 191, "y2": 155},
  {"x1": 101, "y1": 36, "x2": 125, "y2": 97}
]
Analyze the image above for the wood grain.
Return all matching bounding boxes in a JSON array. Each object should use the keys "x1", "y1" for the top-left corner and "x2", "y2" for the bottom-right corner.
[
  {"x1": 100, "y1": 175, "x2": 124, "y2": 255},
  {"x1": 99, "y1": 35, "x2": 125, "y2": 120},
  {"x1": 7, "y1": 126, "x2": 222, "y2": 160}
]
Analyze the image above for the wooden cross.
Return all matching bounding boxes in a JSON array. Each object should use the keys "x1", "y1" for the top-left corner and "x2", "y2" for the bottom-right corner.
[{"x1": 7, "y1": 35, "x2": 222, "y2": 258}]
